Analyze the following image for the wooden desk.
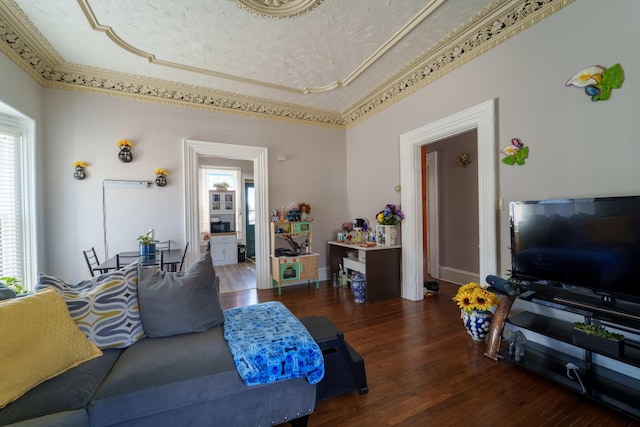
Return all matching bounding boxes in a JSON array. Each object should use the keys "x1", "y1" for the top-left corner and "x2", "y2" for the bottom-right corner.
[
  {"x1": 328, "y1": 241, "x2": 401, "y2": 302},
  {"x1": 95, "y1": 248, "x2": 184, "y2": 273}
]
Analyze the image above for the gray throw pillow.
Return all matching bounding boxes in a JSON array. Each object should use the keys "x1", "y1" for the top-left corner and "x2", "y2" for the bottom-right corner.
[
  {"x1": 137, "y1": 251, "x2": 224, "y2": 337},
  {"x1": 0, "y1": 283, "x2": 17, "y2": 300}
]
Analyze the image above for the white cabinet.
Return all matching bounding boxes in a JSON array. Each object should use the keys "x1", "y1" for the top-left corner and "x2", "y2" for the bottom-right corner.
[
  {"x1": 210, "y1": 234, "x2": 237, "y2": 266},
  {"x1": 209, "y1": 190, "x2": 235, "y2": 214},
  {"x1": 209, "y1": 190, "x2": 236, "y2": 234}
]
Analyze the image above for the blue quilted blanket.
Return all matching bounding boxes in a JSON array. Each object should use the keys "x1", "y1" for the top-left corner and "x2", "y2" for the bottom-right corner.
[{"x1": 223, "y1": 301, "x2": 324, "y2": 386}]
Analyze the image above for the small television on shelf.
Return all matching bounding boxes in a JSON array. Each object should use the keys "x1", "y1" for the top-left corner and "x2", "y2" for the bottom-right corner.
[{"x1": 510, "y1": 195, "x2": 640, "y2": 309}]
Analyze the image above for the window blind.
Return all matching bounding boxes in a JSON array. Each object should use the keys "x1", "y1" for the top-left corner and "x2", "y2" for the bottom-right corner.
[
  {"x1": 0, "y1": 131, "x2": 23, "y2": 284},
  {"x1": 0, "y1": 113, "x2": 32, "y2": 288}
]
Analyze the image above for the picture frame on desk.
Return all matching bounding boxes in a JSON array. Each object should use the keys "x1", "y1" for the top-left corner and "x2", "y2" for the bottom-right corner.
[{"x1": 376, "y1": 224, "x2": 399, "y2": 246}]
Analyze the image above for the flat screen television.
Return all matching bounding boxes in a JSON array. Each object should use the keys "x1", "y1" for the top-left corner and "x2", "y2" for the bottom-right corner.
[{"x1": 510, "y1": 195, "x2": 640, "y2": 309}]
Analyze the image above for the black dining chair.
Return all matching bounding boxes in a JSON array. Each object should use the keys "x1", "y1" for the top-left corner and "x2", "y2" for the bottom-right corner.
[
  {"x1": 116, "y1": 251, "x2": 164, "y2": 270},
  {"x1": 155, "y1": 240, "x2": 171, "y2": 252},
  {"x1": 83, "y1": 247, "x2": 101, "y2": 277},
  {"x1": 179, "y1": 242, "x2": 190, "y2": 271}
]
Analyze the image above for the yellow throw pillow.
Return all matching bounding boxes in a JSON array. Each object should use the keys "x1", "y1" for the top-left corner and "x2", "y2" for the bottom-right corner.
[{"x1": 0, "y1": 288, "x2": 103, "y2": 409}]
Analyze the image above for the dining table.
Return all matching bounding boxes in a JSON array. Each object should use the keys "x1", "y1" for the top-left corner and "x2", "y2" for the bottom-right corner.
[{"x1": 94, "y1": 248, "x2": 184, "y2": 273}]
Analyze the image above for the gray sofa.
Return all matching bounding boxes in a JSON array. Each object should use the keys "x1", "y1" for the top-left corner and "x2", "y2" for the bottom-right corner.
[{"x1": 0, "y1": 253, "x2": 316, "y2": 427}]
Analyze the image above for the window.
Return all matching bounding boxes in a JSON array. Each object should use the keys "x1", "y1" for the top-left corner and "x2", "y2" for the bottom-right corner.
[
  {"x1": 0, "y1": 111, "x2": 37, "y2": 290},
  {"x1": 199, "y1": 167, "x2": 241, "y2": 237},
  {"x1": 206, "y1": 172, "x2": 234, "y2": 191},
  {"x1": 247, "y1": 186, "x2": 255, "y2": 226}
]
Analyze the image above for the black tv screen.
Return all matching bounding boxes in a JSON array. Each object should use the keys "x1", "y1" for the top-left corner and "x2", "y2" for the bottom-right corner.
[{"x1": 510, "y1": 196, "x2": 640, "y2": 304}]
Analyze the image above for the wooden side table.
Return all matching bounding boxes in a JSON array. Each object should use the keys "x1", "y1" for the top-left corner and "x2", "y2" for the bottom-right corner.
[{"x1": 328, "y1": 241, "x2": 401, "y2": 302}]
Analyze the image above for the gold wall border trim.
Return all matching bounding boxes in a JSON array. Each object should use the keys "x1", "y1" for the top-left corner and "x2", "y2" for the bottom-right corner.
[
  {"x1": 0, "y1": 0, "x2": 573, "y2": 128},
  {"x1": 343, "y1": 0, "x2": 575, "y2": 127}
]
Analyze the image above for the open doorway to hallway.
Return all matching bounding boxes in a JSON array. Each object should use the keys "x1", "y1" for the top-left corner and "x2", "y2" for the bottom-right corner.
[
  {"x1": 398, "y1": 98, "x2": 498, "y2": 301},
  {"x1": 183, "y1": 140, "x2": 270, "y2": 290},
  {"x1": 421, "y1": 130, "x2": 479, "y2": 287},
  {"x1": 200, "y1": 163, "x2": 257, "y2": 293}
]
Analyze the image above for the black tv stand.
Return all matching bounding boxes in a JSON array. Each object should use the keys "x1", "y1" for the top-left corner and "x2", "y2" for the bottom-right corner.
[
  {"x1": 499, "y1": 292, "x2": 640, "y2": 421},
  {"x1": 553, "y1": 293, "x2": 640, "y2": 323}
]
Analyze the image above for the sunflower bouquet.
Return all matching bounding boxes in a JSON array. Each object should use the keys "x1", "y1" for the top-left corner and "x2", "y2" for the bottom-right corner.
[{"x1": 453, "y1": 282, "x2": 500, "y2": 314}]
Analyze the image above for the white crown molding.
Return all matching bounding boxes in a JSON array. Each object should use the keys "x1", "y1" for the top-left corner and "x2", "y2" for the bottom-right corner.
[
  {"x1": 232, "y1": 0, "x2": 324, "y2": 18},
  {"x1": 76, "y1": 0, "x2": 306, "y2": 96},
  {"x1": 342, "y1": 0, "x2": 575, "y2": 127},
  {"x1": 75, "y1": 0, "x2": 448, "y2": 96},
  {"x1": 0, "y1": 0, "x2": 573, "y2": 128}
]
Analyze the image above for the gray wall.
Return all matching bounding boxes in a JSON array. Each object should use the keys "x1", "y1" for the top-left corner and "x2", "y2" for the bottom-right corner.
[
  {"x1": 39, "y1": 89, "x2": 346, "y2": 282},
  {"x1": 1, "y1": 0, "x2": 638, "y2": 285},
  {"x1": 346, "y1": 0, "x2": 639, "y2": 277}
]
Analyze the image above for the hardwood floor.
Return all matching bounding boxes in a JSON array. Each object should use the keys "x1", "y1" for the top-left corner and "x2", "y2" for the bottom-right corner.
[
  {"x1": 216, "y1": 260, "x2": 256, "y2": 293},
  {"x1": 220, "y1": 280, "x2": 639, "y2": 427}
]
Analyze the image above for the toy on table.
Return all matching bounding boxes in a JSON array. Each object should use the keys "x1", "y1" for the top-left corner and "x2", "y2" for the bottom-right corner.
[{"x1": 299, "y1": 203, "x2": 312, "y2": 220}]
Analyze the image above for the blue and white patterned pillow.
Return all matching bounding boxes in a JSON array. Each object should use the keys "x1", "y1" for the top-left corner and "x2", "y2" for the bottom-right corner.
[{"x1": 36, "y1": 263, "x2": 144, "y2": 349}]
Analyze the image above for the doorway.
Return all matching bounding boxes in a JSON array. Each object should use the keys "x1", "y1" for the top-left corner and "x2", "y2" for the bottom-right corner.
[
  {"x1": 422, "y1": 131, "x2": 479, "y2": 285},
  {"x1": 244, "y1": 180, "x2": 256, "y2": 260},
  {"x1": 183, "y1": 139, "x2": 270, "y2": 289},
  {"x1": 399, "y1": 99, "x2": 498, "y2": 301}
]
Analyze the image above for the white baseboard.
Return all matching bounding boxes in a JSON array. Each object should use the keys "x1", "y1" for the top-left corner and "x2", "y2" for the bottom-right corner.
[{"x1": 438, "y1": 266, "x2": 479, "y2": 285}]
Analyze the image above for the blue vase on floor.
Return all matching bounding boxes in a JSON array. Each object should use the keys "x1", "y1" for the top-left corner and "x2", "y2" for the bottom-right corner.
[
  {"x1": 351, "y1": 273, "x2": 365, "y2": 303},
  {"x1": 462, "y1": 310, "x2": 493, "y2": 342}
]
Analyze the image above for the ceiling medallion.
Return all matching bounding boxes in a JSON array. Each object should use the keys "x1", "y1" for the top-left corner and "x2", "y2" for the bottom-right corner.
[{"x1": 233, "y1": 0, "x2": 324, "y2": 18}]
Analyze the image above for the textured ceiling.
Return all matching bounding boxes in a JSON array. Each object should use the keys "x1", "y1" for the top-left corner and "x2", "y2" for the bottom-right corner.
[{"x1": 0, "y1": 0, "x2": 572, "y2": 127}]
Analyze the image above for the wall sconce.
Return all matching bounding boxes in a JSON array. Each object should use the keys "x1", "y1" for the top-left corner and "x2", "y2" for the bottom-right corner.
[
  {"x1": 456, "y1": 153, "x2": 471, "y2": 167},
  {"x1": 118, "y1": 140, "x2": 133, "y2": 163},
  {"x1": 73, "y1": 161, "x2": 88, "y2": 180},
  {"x1": 154, "y1": 168, "x2": 168, "y2": 187}
]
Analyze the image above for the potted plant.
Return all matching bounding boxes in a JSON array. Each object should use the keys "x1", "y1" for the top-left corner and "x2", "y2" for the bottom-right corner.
[
  {"x1": 452, "y1": 282, "x2": 500, "y2": 342},
  {"x1": 572, "y1": 322, "x2": 625, "y2": 357},
  {"x1": 137, "y1": 230, "x2": 157, "y2": 259},
  {"x1": 1, "y1": 276, "x2": 27, "y2": 295},
  {"x1": 375, "y1": 204, "x2": 404, "y2": 246},
  {"x1": 214, "y1": 182, "x2": 230, "y2": 191}
]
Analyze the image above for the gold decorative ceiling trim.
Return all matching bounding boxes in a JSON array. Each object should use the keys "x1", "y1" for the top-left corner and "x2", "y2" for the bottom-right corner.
[
  {"x1": 48, "y1": 77, "x2": 346, "y2": 128},
  {"x1": 77, "y1": 0, "x2": 447, "y2": 96},
  {"x1": 232, "y1": 0, "x2": 324, "y2": 18},
  {"x1": 0, "y1": 0, "x2": 573, "y2": 129},
  {"x1": 342, "y1": 0, "x2": 575, "y2": 127},
  {"x1": 0, "y1": 9, "x2": 345, "y2": 127},
  {"x1": 78, "y1": 0, "x2": 304, "y2": 95}
]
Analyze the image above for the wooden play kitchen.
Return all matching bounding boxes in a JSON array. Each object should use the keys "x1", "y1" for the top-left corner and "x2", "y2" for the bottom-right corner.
[{"x1": 270, "y1": 221, "x2": 319, "y2": 294}]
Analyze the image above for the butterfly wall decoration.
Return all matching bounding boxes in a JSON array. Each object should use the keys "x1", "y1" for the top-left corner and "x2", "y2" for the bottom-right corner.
[{"x1": 502, "y1": 138, "x2": 528, "y2": 166}]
